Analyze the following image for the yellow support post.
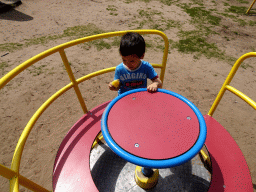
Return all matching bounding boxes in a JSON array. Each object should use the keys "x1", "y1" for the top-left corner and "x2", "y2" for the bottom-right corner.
[
  {"x1": 92, "y1": 132, "x2": 104, "y2": 149},
  {"x1": 19, "y1": 174, "x2": 50, "y2": 192},
  {"x1": 246, "y1": 0, "x2": 256, "y2": 14},
  {"x1": 208, "y1": 52, "x2": 256, "y2": 116},
  {"x1": 10, "y1": 175, "x2": 19, "y2": 192},
  {"x1": 0, "y1": 164, "x2": 16, "y2": 180},
  {"x1": 159, "y1": 38, "x2": 169, "y2": 84},
  {"x1": 59, "y1": 49, "x2": 88, "y2": 114}
]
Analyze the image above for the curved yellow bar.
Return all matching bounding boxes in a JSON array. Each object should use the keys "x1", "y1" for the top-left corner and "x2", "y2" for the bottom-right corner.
[
  {"x1": 0, "y1": 47, "x2": 60, "y2": 90},
  {"x1": 0, "y1": 30, "x2": 169, "y2": 192},
  {"x1": 208, "y1": 52, "x2": 256, "y2": 116},
  {"x1": 76, "y1": 64, "x2": 162, "y2": 85},
  {"x1": 225, "y1": 85, "x2": 256, "y2": 110},
  {"x1": 0, "y1": 30, "x2": 168, "y2": 90},
  {"x1": 9, "y1": 66, "x2": 121, "y2": 191},
  {"x1": 10, "y1": 83, "x2": 74, "y2": 192}
]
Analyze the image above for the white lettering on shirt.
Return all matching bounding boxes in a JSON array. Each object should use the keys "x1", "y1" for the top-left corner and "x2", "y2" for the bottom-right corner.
[{"x1": 120, "y1": 73, "x2": 147, "y2": 81}]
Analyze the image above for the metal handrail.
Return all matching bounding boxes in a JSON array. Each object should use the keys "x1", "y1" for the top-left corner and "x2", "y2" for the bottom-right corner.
[
  {"x1": 225, "y1": 85, "x2": 256, "y2": 110},
  {"x1": 0, "y1": 29, "x2": 169, "y2": 192},
  {"x1": 208, "y1": 52, "x2": 256, "y2": 116}
]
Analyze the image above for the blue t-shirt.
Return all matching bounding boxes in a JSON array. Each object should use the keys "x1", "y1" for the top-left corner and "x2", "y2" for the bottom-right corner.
[{"x1": 114, "y1": 60, "x2": 158, "y2": 95}]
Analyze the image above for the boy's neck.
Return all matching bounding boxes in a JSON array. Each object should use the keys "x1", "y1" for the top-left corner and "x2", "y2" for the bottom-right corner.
[{"x1": 124, "y1": 60, "x2": 142, "y2": 71}]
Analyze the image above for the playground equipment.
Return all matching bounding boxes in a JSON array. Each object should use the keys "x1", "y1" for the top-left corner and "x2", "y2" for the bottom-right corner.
[
  {"x1": 246, "y1": 0, "x2": 256, "y2": 14},
  {"x1": 0, "y1": 30, "x2": 255, "y2": 192}
]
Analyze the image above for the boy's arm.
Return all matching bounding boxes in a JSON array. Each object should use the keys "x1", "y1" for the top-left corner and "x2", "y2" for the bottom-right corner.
[
  {"x1": 109, "y1": 80, "x2": 120, "y2": 91},
  {"x1": 109, "y1": 67, "x2": 120, "y2": 91},
  {"x1": 147, "y1": 77, "x2": 162, "y2": 92}
]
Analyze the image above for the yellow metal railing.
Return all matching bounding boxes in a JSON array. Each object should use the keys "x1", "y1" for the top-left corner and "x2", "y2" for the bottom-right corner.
[
  {"x1": 0, "y1": 30, "x2": 169, "y2": 192},
  {"x1": 208, "y1": 52, "x2": 256, "y2": 116},
  {"x1": 0, "y1": 164, "x2": 49, "y2": 192},
  {"x1": 246, "y1": 0, "x2": 256, "y2": 14}
]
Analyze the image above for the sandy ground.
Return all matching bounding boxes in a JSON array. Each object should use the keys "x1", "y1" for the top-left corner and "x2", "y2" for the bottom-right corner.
[{"x1": 0, "y1": 0, "x2": 256, "y2": 191}]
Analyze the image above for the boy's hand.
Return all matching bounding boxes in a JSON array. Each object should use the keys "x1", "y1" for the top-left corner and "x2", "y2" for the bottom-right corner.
[
  {"x1": 109, "y1": 82, "x2": 119, "y2": 91},
  {"x1": 147, "y1": 83, "x2": 158, "y2": 92},
  {"x1": 147, "y1": 78, "x2": 162, "y2": 93}
]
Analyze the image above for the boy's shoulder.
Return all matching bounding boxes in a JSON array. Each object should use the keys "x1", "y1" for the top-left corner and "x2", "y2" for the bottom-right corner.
[
  {"x1": 140, "y1": 60, "x2": 154, "y2": 70},
  {"x1": 116, "y1": 63, "x2": 125, "y2": 71},
  {"x1": 141, "y1": 60, "x2": 151, "y2": 66},
  {"x1": 116, "y1": 63, "x2": 124, "y2": 68}
]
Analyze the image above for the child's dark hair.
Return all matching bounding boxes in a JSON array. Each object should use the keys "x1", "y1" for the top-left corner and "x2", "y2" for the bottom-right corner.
[{"x1": 119, "y1": 32, "x2": 145, "y2": 58}]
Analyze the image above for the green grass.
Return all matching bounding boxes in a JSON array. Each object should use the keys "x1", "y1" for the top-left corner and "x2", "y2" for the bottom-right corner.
[
  {"x1": 0, "y1": 43, "x2": 23, "y2": 52},
  {"x1": 235, "y1": 0, "x2": 249, "y2": 3},
  {"x1": 124, "y1": 0, "x2": 133, "y2": 3},
  {"x1": 233, "y1": 31, "x2": 239, "y2": 35},
  {"x1": 136, "y1": 20, "x2": 148, "y2": 29},
  {"x1": 63, "y1": 24, "x2": 106, "y2": 38},
  {"x1": 92, "y1": 40, "x2": 112, "y2": 51},
  {"x1": 138, "y1": 0, "x2": 150, "y2": 3},
  {"x1": 106, "y1": 5, "x2": 118, "y2": 16},
  {"x1": 0, "y1": 1, "x2": 254, "y2": 69},
  {"x1": 150, "y1": 19, "x2": 180, "y2": 31},
  {"x1": 249, "y1": 21, "x2": 256, "y2": 26},
  {"x1": 225, "y1": 6, "x2": 247, "y2": 15},
  {"x1": 250, "y1": 46, "x2": 255, "y2": 52},
  {"x1": 82, "y1": 37, "x2": 120, "y2": 51},
  {"x1": 136, "y1": 9, "x2": 163, "y2": 29},
  {"x1": 211, "y1": 0, "x2": 217, "y2": 5},
  {"x1": 218, "y1": 12, "x2": 249, "y2": 26},
  {"x1": 218, "y1": 12, "x2": 237, "y2": 19},
  {"x1": 111, "y1": 36, "x2": 121, "y2": 46},
  {"x1": 190, "y1": 0, "x2": 204, "y2": 6},
  {"x1": 136, "y1": 8, "x2": 180, "y2": 31},
  {"x1": 224, "y1": 36, "x2": 230, "y2": 41},
  {"x1": 209, "y1": 8, "x2": 217, "y2": 11},
  {"x1": 0, "y1": 24, "x2": 109, "y2": 52},
  {"x1": 181, "y1": 5, "x2": 222, "y2": 26},
  {"x1": 0, "y1": 61, "x2": 10, "y2": 75},
  {"x1": 170, "y1": 29, "x2": 238, "y2": 64},
  {"x1": 124, "y1": 0, "x2": 178, "y2": 5},
  {"x1": 106, "y1": 5, "x2": 117, "y2": 11},
  {"x1": 237, "y1": 19, "x2": 247, "y2": 26},
  {"x1": 25, "y1": 35, "x2": 62, "y2": 46},
  {"x1": 159, "y1": 0, "x2": 179, "y2": 6},
  {"x1": 172, "y1": 31, "x2": 220, "y2": 56},
  {"x1": 28, "y1": 64, "x2": 47, "y2": 76},
  {"x1": 62, "y1": 24, "x2": 116, "y2": 51},
  {"x1": 138, "y1": 9, "x2": 162, "y2": 19}
]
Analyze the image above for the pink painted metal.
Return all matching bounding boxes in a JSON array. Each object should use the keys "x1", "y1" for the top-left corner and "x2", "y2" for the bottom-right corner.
[
  {"x1": 52, "y1": 99, "x2": 253, "y2": 191},
  {"x1": 52, "y1": 101, "x2": 111, "y2": 192},
  {"x1": 204, "y1": 115, "x2": 253, "y2": 192},
  {"x1": 107, "y1": 91, "x2": 200, "y2": 160}
]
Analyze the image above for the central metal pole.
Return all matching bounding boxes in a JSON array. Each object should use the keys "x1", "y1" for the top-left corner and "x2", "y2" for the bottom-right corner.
[{"x1": 141, "y1": 167, "x2": 154, "y2": 177}]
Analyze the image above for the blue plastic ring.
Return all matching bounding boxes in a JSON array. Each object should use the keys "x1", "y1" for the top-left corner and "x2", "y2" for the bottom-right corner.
[{"x1": 101, "y1": 88, "x2": 207, "y2": 168}]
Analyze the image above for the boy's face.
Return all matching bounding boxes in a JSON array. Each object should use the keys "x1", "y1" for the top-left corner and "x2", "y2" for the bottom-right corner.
[{"x1": 122, "y1": 54, "x2": 144, "y2": 70}]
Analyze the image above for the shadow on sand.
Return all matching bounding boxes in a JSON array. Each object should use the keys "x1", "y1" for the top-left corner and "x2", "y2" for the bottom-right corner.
[{"x1": 0, "y1": 1, "x2": 33, "y2": 21}]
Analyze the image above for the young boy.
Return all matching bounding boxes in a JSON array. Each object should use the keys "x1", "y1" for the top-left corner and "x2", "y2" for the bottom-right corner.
[{"x1": 109, "y1": 32, "x2": 162, "y2": 95}]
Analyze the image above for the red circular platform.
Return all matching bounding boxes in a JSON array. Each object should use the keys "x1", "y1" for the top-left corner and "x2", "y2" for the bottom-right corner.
[{"x1": 107, "y1": 91, "x2": 200, "y2": 160}]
